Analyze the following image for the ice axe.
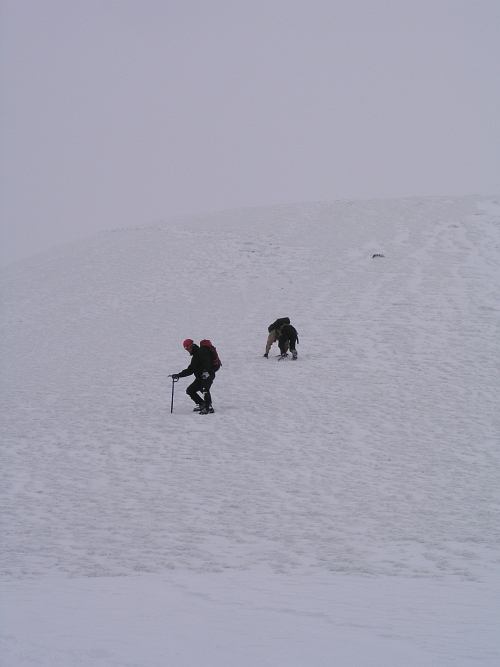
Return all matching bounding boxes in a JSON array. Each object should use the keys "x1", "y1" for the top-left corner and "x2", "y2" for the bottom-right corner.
[{"x1": 168, "y1": 375, "x2": 179, "y2": 413}]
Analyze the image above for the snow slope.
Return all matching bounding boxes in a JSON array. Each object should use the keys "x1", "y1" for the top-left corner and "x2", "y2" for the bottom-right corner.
[{"x1": 1, "y1": 196, "x2": 499, "y2": 665}]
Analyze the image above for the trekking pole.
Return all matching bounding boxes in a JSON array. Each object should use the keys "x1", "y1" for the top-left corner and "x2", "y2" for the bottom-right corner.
[{"x1": 169, "y1": 376, "x2": 179, "y2": 413}]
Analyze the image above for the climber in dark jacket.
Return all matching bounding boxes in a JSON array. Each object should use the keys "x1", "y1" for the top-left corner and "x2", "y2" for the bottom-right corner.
[
  {"x1": 278, "y1": 323, "x2": 299, "y2": 360},
  {"x1": 170, "y1": 339, "x2": 215, "y2": 414},
  {"x1": 264, "y1": 317, "x2": 290, "y2": 357}
]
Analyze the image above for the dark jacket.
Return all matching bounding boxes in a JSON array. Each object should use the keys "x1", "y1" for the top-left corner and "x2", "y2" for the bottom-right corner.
[
  {"x1": 279, "y1": 323, "x2": 298, "y2": 341},
  {"x1": 268, "y1": 317, "x2": 290, "y2": 333},
  {"x1": 178, "y1": 344, "x2": 214, "y2": 379}
]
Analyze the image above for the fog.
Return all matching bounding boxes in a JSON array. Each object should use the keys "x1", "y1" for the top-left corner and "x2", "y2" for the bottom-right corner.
[{"x1": 1, "y1": 0, "x2": 499, "y2": 265}]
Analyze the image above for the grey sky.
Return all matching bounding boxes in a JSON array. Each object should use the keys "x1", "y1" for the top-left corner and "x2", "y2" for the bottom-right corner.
[{"x1": 1, "y1": 0, "x2": 499, "y2": 265}]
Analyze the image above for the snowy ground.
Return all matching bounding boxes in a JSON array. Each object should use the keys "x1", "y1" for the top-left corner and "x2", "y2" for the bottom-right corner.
[{"x1": 1, "y1": 196, "x2": 499, "y2": 665}]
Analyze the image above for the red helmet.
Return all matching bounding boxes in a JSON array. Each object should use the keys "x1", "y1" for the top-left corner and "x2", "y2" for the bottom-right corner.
[{"x1": 183, "y1": 338, "x2": 194, "y2": 350}]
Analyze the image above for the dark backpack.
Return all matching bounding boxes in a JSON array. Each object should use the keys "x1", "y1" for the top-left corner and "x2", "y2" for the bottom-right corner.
[
  {"x1": 268, "y1": 317, "x2": 290, "y2": 333},
  {"x1": 200, "y1": 340, "x2": 222, "y2": 373}
]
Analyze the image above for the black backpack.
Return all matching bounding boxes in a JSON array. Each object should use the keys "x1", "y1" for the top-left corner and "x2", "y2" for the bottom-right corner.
[
  {"x1": 200, "y1": 340, "x2": 222, "y2": 373},
  {"x1": 268, "y1": 317, "x2": 290, "y2": 333}
]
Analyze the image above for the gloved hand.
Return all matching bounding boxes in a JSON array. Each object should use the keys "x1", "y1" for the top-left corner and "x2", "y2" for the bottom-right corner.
[
  {"x1": 201, "y1": 371, "x2": 210, "y2": 380},
  {"x1": 170, "y1": 373, "x2": 179, "y2": 380}
]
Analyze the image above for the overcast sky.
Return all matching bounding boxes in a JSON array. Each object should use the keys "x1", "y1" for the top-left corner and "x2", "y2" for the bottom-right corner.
[{"x1": 1, "y1": 1, "x2": 499, "y2": 265}]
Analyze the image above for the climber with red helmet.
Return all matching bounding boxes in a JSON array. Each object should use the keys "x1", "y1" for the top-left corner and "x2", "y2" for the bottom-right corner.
[{"x1": 169, "y1": 339, "x2": 216, "y2": 414}]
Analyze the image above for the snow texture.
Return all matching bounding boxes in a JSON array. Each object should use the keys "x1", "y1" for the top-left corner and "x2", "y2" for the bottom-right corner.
[{"x1": 1, "y1": 196, "x2": 499, "y2": 665}]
